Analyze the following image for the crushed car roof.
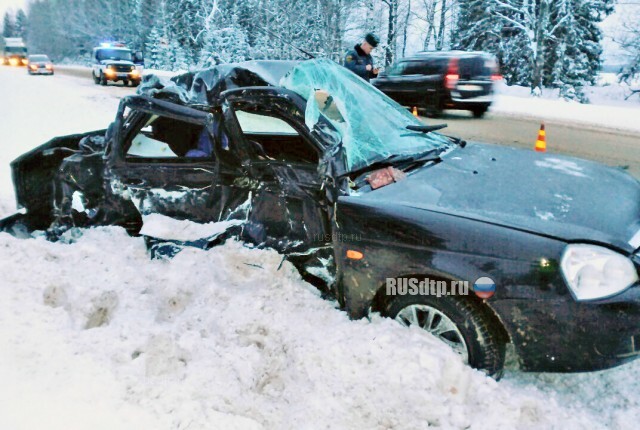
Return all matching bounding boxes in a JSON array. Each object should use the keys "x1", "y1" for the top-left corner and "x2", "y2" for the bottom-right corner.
[
  {"x1": 139, "y1": 59, "x2": 452, "y2": 171},
  {"x1": 139, "y1": 60, "x2": 299, "y2": 106}
]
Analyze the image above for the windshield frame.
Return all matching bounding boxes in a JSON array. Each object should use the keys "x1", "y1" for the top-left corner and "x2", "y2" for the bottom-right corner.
[{"x1": 280, "y1": 59, "x2": 452, "y2": 172}]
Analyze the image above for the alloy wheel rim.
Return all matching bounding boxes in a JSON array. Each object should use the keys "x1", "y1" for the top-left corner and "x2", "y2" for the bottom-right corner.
[{"x1": 395, "y1": 304, "x2": 469, "y2": 363}]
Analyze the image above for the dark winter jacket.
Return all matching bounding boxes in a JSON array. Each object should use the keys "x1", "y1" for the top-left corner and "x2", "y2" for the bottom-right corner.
[{"x1": 343, "y1": 44, "x2": 375, "y2": 82}]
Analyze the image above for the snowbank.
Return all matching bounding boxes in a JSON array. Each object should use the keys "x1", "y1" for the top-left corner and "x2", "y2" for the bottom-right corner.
[
  {"x1": 493, "y1": 80, "x2": 640, "y2": 135},
  {"x1": 0, "y1": 228, "x2": 604, "y2": 430}
]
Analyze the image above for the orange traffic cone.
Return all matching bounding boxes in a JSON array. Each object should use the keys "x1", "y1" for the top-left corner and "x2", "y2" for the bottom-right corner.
[
  {"x1": 535, "y1": 123, "x2": 546, "y2": 152},
  {"x1": 412, "y1": 106, "x2": 419, "y2": 117}
]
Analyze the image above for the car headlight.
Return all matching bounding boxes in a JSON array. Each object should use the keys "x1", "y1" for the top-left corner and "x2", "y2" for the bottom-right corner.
[
  {"x1": 107, "y1": 65, "x2": 114, "y2": 70},
  {"x1": 561, "y1": 244, "x2": 638, "y2": 301},
  {"x1": 130, "y1": 65, "x2": 135, "y2": 71}
]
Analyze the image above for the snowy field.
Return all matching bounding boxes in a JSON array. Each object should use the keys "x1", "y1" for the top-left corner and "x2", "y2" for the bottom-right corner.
[
  {"x1": 1, "y1": 66, "x2": 640, "y2": 429},
  {"x1": 492, "y1": 76, "x2": 640, "y2": 135}
]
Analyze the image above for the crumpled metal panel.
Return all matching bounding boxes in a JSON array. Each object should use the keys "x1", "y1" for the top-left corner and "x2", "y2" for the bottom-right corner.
[{"x1": 139, "y1": 60, "x2": 299, "y2": 106}]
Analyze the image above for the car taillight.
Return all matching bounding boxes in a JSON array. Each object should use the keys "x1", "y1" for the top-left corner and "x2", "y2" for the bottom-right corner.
[
  {"x1": 46, "y1": 64, "x2": 53, "y2": 70},
  {"x1": 445, "y1": 58, "x2": 459, "y2": 90},
  {"x1": 491, "y1": 74, "x2": 502, "y2": 81}
]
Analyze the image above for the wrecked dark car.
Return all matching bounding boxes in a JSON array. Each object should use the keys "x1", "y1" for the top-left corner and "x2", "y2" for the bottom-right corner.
[{"x1": 3, "y1": 59, "x2": 640, "y2": 377}]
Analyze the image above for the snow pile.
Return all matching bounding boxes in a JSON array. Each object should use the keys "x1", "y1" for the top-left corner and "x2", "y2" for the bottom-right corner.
[
  {"x1": 0, "y1": 227, "x2": 601, "y2": 430},
  {"x1": 140, "y1": 213, "x2": 242, "y2": 242},
  {"x1": 493, "y1": 79, "x2": 640, "y2": 134}
]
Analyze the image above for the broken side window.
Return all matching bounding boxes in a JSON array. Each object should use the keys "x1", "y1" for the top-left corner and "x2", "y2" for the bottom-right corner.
[
  {"x1": 125, "y1": 114, "x2": 214, "y2": 160},
  {"x1": 235, "y1": 109, "x2": 319, "y2": 164}
]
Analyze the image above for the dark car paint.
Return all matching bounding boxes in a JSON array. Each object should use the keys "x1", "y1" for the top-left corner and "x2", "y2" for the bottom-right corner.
[
  {"x1": 372, "y1": 52, "x2": 494, "y2": 113},
  {"x1": 3, "y1": 61, "x2": 640, "y2": 373}
]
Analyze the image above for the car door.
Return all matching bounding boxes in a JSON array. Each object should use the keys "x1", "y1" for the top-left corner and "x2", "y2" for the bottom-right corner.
[
  {"x1": 109, "y1": 97, "x2": 222, "y2": 223},
  {"x1": 220, "y1": 89, "x2": 334, "y2": 262},
  {"x1": 374, "y1": 62, "x2": 407, "y2": 103}
]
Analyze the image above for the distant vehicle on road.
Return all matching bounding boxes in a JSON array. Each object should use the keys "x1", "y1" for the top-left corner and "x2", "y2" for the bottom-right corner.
[
  {"x1": 27, "y1": 54, "x2": 54, "y2": 75},
  {"x1": 1, "y1": 37, "x2": 28, "y2": 67},
  {"x1": 372, "y1": 51, "x2": 501, "y2": 118},
  {"x1": 91, "y1": 42, "x2": 143, "y2": 87}
]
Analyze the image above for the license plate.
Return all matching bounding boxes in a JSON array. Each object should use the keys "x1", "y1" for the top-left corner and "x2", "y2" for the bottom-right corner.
[{"x1": 458, "y1": 85, "x2": 484, "y2": 91}]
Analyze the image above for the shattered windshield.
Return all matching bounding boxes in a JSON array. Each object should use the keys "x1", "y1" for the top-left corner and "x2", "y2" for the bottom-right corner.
[{"x1": 280, "y1": 59, "x2": 451, "y2": 171}]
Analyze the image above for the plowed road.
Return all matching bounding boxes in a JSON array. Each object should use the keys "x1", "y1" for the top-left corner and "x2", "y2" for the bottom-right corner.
[{"x1": 11, "y1": 64, "x2": 640, "y2": 178}]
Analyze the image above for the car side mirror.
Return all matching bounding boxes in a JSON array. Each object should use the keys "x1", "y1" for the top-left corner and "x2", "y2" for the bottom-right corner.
[{"x1": 133, "y1": 52, "x2": 144, "y2": 64}]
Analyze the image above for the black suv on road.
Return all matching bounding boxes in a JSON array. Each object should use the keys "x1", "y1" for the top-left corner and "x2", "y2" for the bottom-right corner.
[{"x1": 372, "y1": 51, "x2": 500, "y2": 117}]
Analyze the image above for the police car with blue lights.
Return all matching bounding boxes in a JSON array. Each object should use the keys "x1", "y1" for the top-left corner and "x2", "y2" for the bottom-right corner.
[{"x1": 91, "y1": 42, "x2": 143, "y2": 87}]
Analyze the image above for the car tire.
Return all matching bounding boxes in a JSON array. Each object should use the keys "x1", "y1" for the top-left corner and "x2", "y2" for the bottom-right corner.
[
  {"x1": 425, "y1": 96, "x2": 444, "y2": 118},
  {"x1": 123, "y1": 79, "x2": 129, "y2": 87},
  {"x1": 382, "y1": 293, "x2": 506, "y2": 378},
  {"x1": 100, "y1": 72, "x2": 107, "y2": 86},
  {"x1": 472, "y1": 107, "x2": 488, "y2": 118},
  {"x1": 93, "y1": 72, "x2": 100, "y2": 84}
]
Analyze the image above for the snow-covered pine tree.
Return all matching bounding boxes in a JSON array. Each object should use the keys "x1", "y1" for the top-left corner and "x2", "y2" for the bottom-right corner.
[
  {"x1": 14, "y1": 9, "x2": 27, "y2": 39},
  {"x1": 618, "y1": 6, "x2": 640, "y2": 99},
  {"x1": 3, "y1": 11, "x2": 15, "y2": 37},
  {"x1": 170, "y1": 39, "x2": 190, "y2": 72},
  {"x1": 145, "y1": 27, "x2": 163, "y2": 69},
  {"x1": 200, "y1": 13, "x2": 249, "y2": 66},
  {"x1": 139, "y1": 0, "x2": 161, "y2": 54},
  {"x1": 550, "y1": 1, "x2": 587, "y2": 102},
  {"x1": 455, "y1": 0, "x2": 501, "y2": 55},
  {"x1": 165, "y1": 0, "x2": 205, "y2": 64},
  {"x1": 456, "y1": 0, "x2": 613, "y2": 97}
]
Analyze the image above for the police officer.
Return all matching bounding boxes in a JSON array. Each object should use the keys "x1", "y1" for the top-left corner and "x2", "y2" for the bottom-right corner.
[{"x1": 343, "y1": 33, "x2": 380, "y2": 82}]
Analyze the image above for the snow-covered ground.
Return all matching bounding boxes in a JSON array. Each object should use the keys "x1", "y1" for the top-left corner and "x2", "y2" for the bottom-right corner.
[
  {"x1": 493, "y1": 77, "x2": 640, "y2": 135},
  {"x1": 1, "y1": 66, "x2": 640, "y2": 429}
]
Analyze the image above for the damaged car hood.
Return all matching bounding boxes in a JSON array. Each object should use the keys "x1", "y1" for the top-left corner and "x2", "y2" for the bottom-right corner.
[{"x1": 354, "y1": 142, "x2": 640, "y2": 252}]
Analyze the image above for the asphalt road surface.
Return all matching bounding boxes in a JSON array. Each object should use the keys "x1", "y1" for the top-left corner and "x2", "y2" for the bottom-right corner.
[
  {"x1": 433, "y1": 110, "x2": 640, "y2": 178},
  {"x1": 18, "y1": 65, "x2": 640, "y2": 178}
]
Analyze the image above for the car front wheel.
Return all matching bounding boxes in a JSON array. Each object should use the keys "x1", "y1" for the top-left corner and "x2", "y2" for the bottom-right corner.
[
  {"x1": 383, "y1": 293, "x2": 506, "y2": 378},
  {"x1": 99, "y1": 72, "x2": 107, "y2": 86},
  {"x1": 472, "y1": 106, "x2": 489, "y2": 118}
]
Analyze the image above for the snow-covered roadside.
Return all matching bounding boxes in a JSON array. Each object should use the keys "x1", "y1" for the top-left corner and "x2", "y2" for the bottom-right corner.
[
  {"x1": 0, "y1": 66, "x2": 121, "y2": 217},
  {"x1": 0, "y1": 228, "x2": 602, "y2": 430},
  {"x1": 1, "y1": 64, "x2": 640, "y2": 429},
  {"x1": 493, "y1": 80, "x2": 640, "y2": 135}
]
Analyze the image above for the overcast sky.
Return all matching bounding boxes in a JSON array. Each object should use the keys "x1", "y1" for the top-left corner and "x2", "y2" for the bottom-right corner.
[{"x1": 0, "y1": 0, "x2": 26, "y2": 18}]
